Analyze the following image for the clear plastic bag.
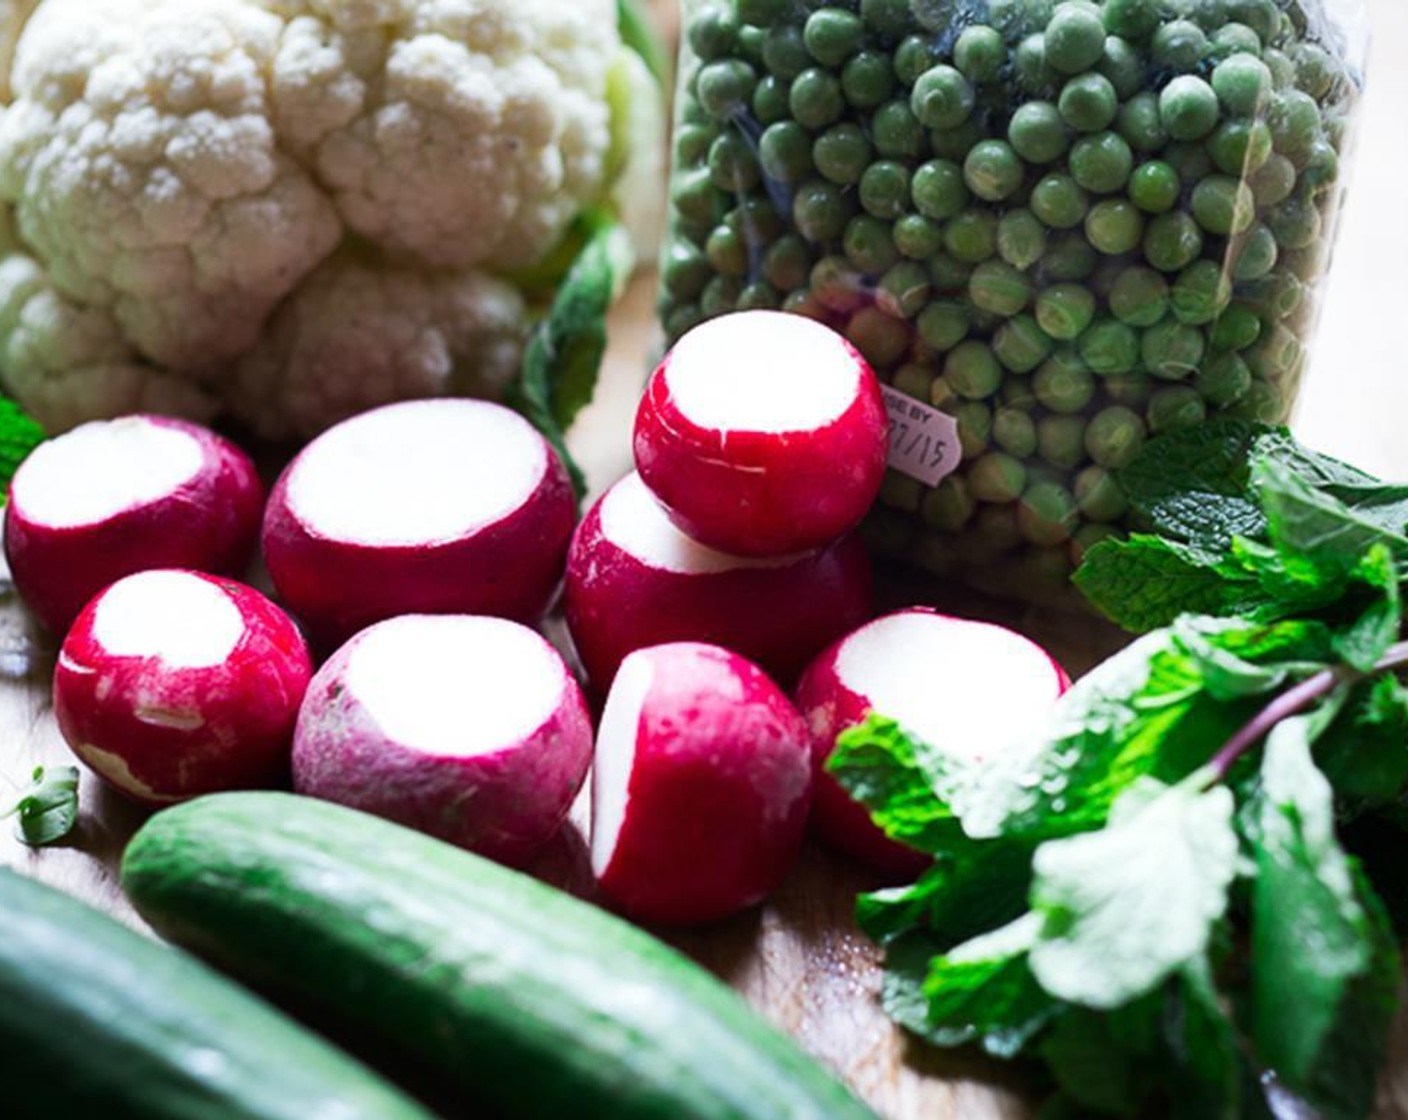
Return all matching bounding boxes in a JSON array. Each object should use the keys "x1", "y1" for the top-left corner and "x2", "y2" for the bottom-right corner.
[{"x1": 659, "y1": 0, "x2": 1367, "y2": 605}]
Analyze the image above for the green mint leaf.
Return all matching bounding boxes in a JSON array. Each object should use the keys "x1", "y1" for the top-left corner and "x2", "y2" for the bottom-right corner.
[
  {"x1": 1, "y1": 765, "x2": 79, "y2": 846},
  {"x1": 1039, "y1": 1005, "x2": 1149, "y2": 1117},
  {"x1": 1165, "y1": 958, "x2": 1242, "y2": 1120},
  {"x1": 827, "y1": 714, "x2": 965, "y2": 853},
  {"x1": 0, "y1": 397, "x2": 44, "y2": 494},
  {"x1": 1330, "y1": 544, "x2": 1402, "y2": 672},
  {"x1": 1250, "y1": 714, "x2": 1402, "y2": 1120},
  {"x1": 1315, "y1": 673, "x2": 1408, "y2": 807},
  {"x1": 911, "y1": 913, "x2": 1057, "y2": 1057},
  {"x1": 1027, "y1": 779, "x2": 1238, "y2": 1010}
]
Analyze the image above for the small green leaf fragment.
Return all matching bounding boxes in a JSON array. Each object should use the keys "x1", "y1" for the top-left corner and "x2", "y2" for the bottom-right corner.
[{"x1": 2, "y1": 765, "x2": 79, "y2": 846}]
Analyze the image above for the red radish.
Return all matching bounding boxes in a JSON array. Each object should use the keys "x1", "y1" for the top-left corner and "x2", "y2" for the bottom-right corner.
[
  {"x1": 4, "y1": 415, "x2": 263, "y2": 635},
  {"x1": 563, "y1": 471, "x2": 873, "y2": 691},
  {"x1": 633, "y1": 310, "x2": 889, "y2": 557},
  {"x1": 292, "y1": 614, "x2": 592, "y2": 866},
  {"x1": 262, "y1": 399, "x2": 576, "y2": 648},
  {"x1": 52, "y1": 569, "x2": 312, "y2": 805},
  {"x1": 592, "y1": 642, "x2": 811, "y2": 926},
  {"x1": 795, "y1": 609, "x2": 1071, "y2": 876}
]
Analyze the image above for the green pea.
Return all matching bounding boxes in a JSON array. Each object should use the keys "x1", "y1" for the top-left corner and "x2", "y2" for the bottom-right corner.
[
  {"x1": 992, "y1": 314, "x2": 1054, "y2": 373},
  {"x1": 736, "y1": 23, "x2": 766, "y2": 67},
  {"x1": 727, "y1": 195, "x2": 785, "y2": 243},
  {"x1": 1247, "y1": 320, "x2": 1302, "y2": 379},
  {"x1": 1085, "y1": 405, "x2": 1146, "y2": 468},
  {"x1": 929, "y1": 253, "x2": 976, "y2": 293},
  {"x1": 955, "y1": 25, "x2": 1007, "y2": 83},
  {"x1": 1244, "y1": 270, "x2": 1304, "y2": 320},
  {"x1": 1034, "y1": 353, "x2": 1096, "y2": 412},
  {"x1": 877, "y1": 260, "x2": 931, "y2": 319},
  {"x1": 1009, "y1": 101, "x2": 1071, "y2": 164},
  {"x1": 861, "y1": 0, "x2": 916, "y2": 39},
  {"x1": 872, "y1": 100, "x2": 926, "y2": 158},
  {"x1": 751, "y1": 76, "x2": 792, "y2": 125},
  {"x1": 793, "y1": 179, "x2": 852, "y2": 243},
  {"x1": 1074, "y1": 465, "x2": 1128, "y2": 521},
  {"x1": 804, "y1": 8, "x2": 865, "y2": 67},
  {"x1": 841, "y1": 51, "x2": 896, "y2": 107},
  {"x1": 921, "y1": 476, "x2": 975, "y2": 531},
  {"x1": 737, "y1": 280, "x2": 782, "y2": 311},
  {"x1": 1070, "y1": 131, "x2": 1133, "y2": 194},
  {"x1": 1031, "y1": 173, "x2": 1090, "y2": 229},
  {"x1": 1125, "y1": 163, "x2": 1178, "y2": 217},
  {"x1": 1212, "y1": 54, "x2": 1273, "y2": 117},
  {"x1": 1232, "y1": 224, "x2": 1279, "y2": 282},
  {"x1": 918, "y1": 299, "x2": 971, "y2": 351},
  {"x1": 843, "y1": 214, "x2": 900, "y2": 273},
  {"x1": 1099, "y1": 35, "x2": 1144, "y2": 100},
  {"x1": 1109, "y1": 265, "x2": 1170, "y2": 326},
  {"x1": 1001, "y1": 373, "x2": 1039, "y2": 411},
  {"x1": 929, "y1": 120, "x2": 986, "y2": 161},
  {"x1": 672, "y1": 165, "x2": 727, "y2": 228},
  {"x1": 1059, "y1": 73, "x2": 1119, "y2": 133},
  {"x1": 1143, "y1": 212, "x2": 1203, "y2": 273},
  {"x1": 762, "y1": 24, "x2": 810, "y2": 79},
  {"x1": 759, "y1": 121, "x2": 813, "y2": 182},
  {"x1": 911, "y1": 65, "x2": 976, "y2": 129},
  {"x1": 910, "y1": 159, "x2": 968, "y2": 220},
  {"x1": 1118, "y1": 92, "x2": 1169, "y2": 154},
  {"x1": 988, "y1": 0, "x2": 1054, "y2": 38},
  {"x1": 705, "y1": 224, "x2": 748, "y2": 276},
  {"x1": 1293, "y1": 43, "x2": 1339, "y2": 100},
  {"x1": 781, "y1": 288, "x2": 829, "y2": 319},
  {"x1": 1211, "y1": 304, "x2": 1263, "y2": 351},
  {"x1": 1301, "y1": 139, "x2": 1340, "y2": 194},
  {"x1": 970, "y1": 452, "x2": 1028, "y2": 502},
  {"x1": 789, "y1": 68, "x2": 845, "y2": 130},
  {"x1": 1142, "y1": 318, "x2": 1206, "y2": 379},
  {"x1": 813, "y1": 124, "x2": 873, "y2": 185},
  {"x1": 1015, "y1": 34, "x2": 1060, "y2": 94},
  {"x1": 1195, "y1": 351, "x2": 1252, "y2": 406},
  {"x1": 1160, "y1": 75, "x2": 1220, "y2": 142},
  {"x1": 708, "y1": 133, "x2": 760, "y2": 193},
  {"x1": 1208, "y1": 118, "x2": 1274, "y2": 176},
  {"x1": 761, "y1": 235, "x2": 813, "y2": 290},
  {"x1": 1250, "y1": 154, "x2": 1298, "y2": 207},
  {"x1": 1102, "y1": 371, "x2": 1151, "y2": 407},
  {"x1": 1228, "y1": 378, "x2": 1284, "y2": 423},
  {"x1": 1262, "y1": 48, "x2": 1297, "y2": 91},
  {"x1": 688, "y1": 5, "x2": 741, "y2": 62},
  {"x1": 859, "y1": 160, "x2": 911, "y2": 219},
  {"x1": 1147, "y1": 385, "x2": 1207, "y2": 433},
  {"x1": 735, "y1": 0, "x2": 789, "y2": 28},
  {"x1": 998, "y1": 210, "x2": 1049, "y2": 271},
  {"x1": 1018, "y1": 481, "x2": 1079, "y2": 545},
  {"x1": 1267, "y1": 89, "x2": 1322, "y2": 162},
  {"x1": 892, "y1": 361, "x2": 934, "y2": 402},
  {"x1": 696, "y1": 59, "x2": 758, "y2": 120},
  {"x1": 1209, "y1": 22, "x2": 1262, "y2": 61},
  {"x1": 1268, "y1": 197, "x2": 1322, "y2": 250},
  {"x1": 944, "y1": 210, "x2": 1000, "y2": 262},
  {"x1": 893, "y1": 35, "x2": 941, "y2": 86},
  {"x1": 662, "y1": 238, "x2": 713, "y2": 300},
  {"x1": 964, "y1": 140, "x2": 1026, "y2": 202},
  {"x1": 700, "y1": 273, "x2": 742, "y2": 316},
  {"x1": 1041, "y1": 231, "x2": 1099, "y2": 282},
  {"x1": 675, "y1": 122, "x2": 718, "y2": 170},
  {"x1": 663, "y1": 301, "x2": 705, "y2": 342},
  {"x1": 1080, "y1": 318, "x2": 1140, "y2": 375},
  {"x1": 1044, "y1": 4, "x2": 1106, "y2": 74},
  {"x1": 810, "y1": 254, "x2": 868, "y2": 313},
  {"x1": 1083, "y1": 199, "x2": 1144, "y2": 255},
  {"x1": 847, "y1": 306, "x2": 911, "y2": 367},
  {"x1": 1035, "y1": 283, "x2": 1097, "y2": 341},
  {"x1": 1103, "y1": 0, "x2": 1162, "y2": 41},
  {"x1": 993, "y1": 407, "x2": 1039, "y2": 457},
  {"x1": 1151, "y1": 20, "x2": 1208, "y2": 73},
  {"x1": 946, "y1": 340, "x2": 1003, "y2": 399},
  {"x1": 1038, "y1": 414, "x2": 1088, "y2": 470},
  {"x1": 893, "y1": 214, "x2": 944, "y2": 259},
  {"x1": 970, "y1": 260, "x2": 1035, "y2": 318},
  {"x1": 1171, "y1": 260, "x2": 1232, "y2": 325},
  {"x1": 1191, "y1": 174, "x2": 1256, "y2": 236}
]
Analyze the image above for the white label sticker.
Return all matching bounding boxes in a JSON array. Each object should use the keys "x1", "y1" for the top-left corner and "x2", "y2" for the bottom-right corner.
[{"x1": 881, "y1": 386, "x2": 962, "y2": 487}]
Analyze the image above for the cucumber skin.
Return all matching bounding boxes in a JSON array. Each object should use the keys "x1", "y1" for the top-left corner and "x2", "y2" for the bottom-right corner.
[
  {"x1": 121, "y1": 792, "x2": 881, "y2": 1120},
  {"x1": 0, "y1": 868, "x2": 434, "y2": 1120}
]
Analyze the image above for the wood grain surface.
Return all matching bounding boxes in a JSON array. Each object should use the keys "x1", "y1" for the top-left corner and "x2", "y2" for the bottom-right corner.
[{"x1": 3, "y1": 0, "x2": 1408, "y2": 1117}]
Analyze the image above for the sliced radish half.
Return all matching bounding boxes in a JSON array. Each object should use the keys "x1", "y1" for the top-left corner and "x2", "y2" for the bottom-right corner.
[
  {"x1": 591, "y1": 642, "x2": 812, "y2": 926},
  {"x1": 563, "y1": 471, "x2": 872, "y2": 690},
  {"x1": 293, "y1": 614, "x2": 592, "y2": 865},
  {"x1": 795, "y1": 608, "x2": 1070, "y2": 876},
  {"x1": 53, "y1": 569, "x2": 312, "y2": 805},
  {"x1": 262, "y1": 399, "x2": 576, "y2": 648},
  {"x1": 4, "y1": 415, "x2": 263, "y2": 634},
  {"x1": 633, "y1": 310, "x2": 889, "y2": 557}
]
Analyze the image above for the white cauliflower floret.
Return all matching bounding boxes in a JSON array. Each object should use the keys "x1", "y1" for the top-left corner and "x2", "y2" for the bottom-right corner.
[{"x1": 0, "y1": 0, "x2": 642, "y2": 438}]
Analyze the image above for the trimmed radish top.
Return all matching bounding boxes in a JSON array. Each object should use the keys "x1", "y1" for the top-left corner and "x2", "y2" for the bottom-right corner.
[
  {"x1": 342, "y1": 615, "x2": 565, "y2": 759},
  {"x1": 600, "y1": 473, "x2": 800, "y2": 574},
  {"x1": 661, "y1": 311, "x2": 860, "y2": 434},
  {"x1": 590, "y1": 649, "x2": 656, "y2": 874},
  {"x1": 836, "y1": 613, "x2": 1060, "y2": 766},
  {"x1": 12, "y1": 417, "x2": 203, "y2": 528},
  {"x1": 90, "y1": 570, "x2": 244, "y2": 669},
  {"x1": 285, "y1": 400, "x2": 548, "y2": 546}
]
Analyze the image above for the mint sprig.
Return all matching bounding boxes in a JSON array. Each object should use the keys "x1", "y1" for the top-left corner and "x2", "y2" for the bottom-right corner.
[{"x1": 2, "y1": 765, "x2": 79, "y2": 846}]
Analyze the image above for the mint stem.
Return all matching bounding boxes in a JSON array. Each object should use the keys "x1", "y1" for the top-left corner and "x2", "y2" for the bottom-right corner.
[{"x1": 1209, "y1": 639, "x2": 1408, "y2": 780}]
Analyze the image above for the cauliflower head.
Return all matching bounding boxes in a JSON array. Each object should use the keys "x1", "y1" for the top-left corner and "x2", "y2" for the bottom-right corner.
[{"x1": 0, "y1": 0, "x2": 652, "y2": 439}]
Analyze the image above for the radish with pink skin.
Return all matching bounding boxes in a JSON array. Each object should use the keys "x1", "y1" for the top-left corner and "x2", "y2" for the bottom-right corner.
[
  {"x1": 4, "y1": 415, "x2": 263, "y2": 634},
  {"x1": 53, "y1": 569, "x2": 312, "y2": 805},
  {"x1": 795, "y1": 609, "x2": 1071, "y2": 876},
  {"x1": 592, "y1": 642, "x2": 812, "y2": 926},
  {"x1": 262, "y1": 399, "x2": 576, "y2": 649},
  {"x1": 293, "y1": 614, "x2": 592, "y2": 866},
  {"x1": 563, "y1": 471, "x2": 873, "y2": 691},
  {"x1": 633, "y1": 311, "x2": 889, "y2": 557}
]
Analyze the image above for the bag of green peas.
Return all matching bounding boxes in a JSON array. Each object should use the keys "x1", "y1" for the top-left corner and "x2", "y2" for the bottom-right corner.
[{"x1": 660, "y1": 0, "x2": 1367, "y2": 606}]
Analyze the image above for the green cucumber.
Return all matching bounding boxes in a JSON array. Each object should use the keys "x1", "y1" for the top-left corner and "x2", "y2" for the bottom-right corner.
[
  {"x1": 0, "y1": 867, "x2": 434, "y2": 1120},
  {"x1": 121, "y1": 792, "x2": 880, "y2": 1120}
]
